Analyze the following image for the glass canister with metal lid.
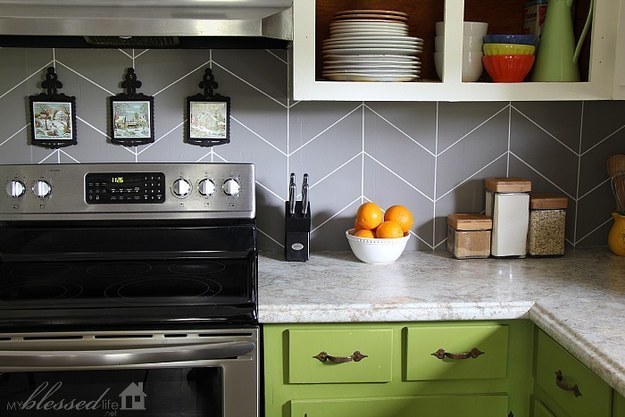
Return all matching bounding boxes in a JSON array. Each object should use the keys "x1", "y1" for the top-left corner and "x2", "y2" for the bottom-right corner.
[{"x1": 527, "y1": 193, "x2": 568, "y2": 256}]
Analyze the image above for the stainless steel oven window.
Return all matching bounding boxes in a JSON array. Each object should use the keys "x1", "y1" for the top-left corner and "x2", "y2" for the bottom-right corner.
[{"x1": 0, "y1": 328, "x2": 258, "y2": 417}]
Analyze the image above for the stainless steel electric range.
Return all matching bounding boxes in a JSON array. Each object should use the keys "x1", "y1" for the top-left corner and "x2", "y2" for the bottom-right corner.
[{"x1": 0, "y1": 163, "x2": 258, "y2": 417}]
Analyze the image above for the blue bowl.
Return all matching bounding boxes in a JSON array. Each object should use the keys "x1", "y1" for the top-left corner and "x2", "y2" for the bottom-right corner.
[{"x1": 483, "y1": 34, "x2": 538, "y2": 46}]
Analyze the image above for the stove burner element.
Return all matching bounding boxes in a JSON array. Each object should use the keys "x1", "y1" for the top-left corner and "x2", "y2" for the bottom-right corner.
[
  {"x1": 10, "y1": 263, "x2": 72, "y2": 277},
  {"x1": 169, "y1": 261, "x2": 226, "y2": 275},
  {"x1": 87, "y1": 262, "x2": 152, "y2": 277},
  {"x1": 0, "y1": 281, "x2": 84, "y2": 303},
  {"x1": 104, "y1": 275, "x2": 222, "y2": 305}
]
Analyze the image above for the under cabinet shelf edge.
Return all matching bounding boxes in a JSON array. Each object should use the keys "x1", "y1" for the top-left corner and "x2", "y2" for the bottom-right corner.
[{"x1": 292, "y1": 81, "x2": 611, "y2": 102}]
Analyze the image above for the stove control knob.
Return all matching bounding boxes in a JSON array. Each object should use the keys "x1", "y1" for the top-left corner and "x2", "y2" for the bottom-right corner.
[
  {"x1": 198, "y1": 179, "x2": 216, "y2": 196},
  {"x1": 6, "y1": 180, "x2": 26, "y2": 198},
  {"x1": 223, "y1": 178, "x2": 240, "y2": 196},
  {"x1": 33, "y1": 180, "x2": 51, "y2": 198},
  {"x1": 172, "y1": 178, "x2": 191, "y2": 198}
]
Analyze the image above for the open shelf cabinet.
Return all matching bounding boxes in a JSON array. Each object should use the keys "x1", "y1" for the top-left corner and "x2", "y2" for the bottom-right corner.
[{"x1": 293, "y1": 0, "x2": 620, "y2": 101}]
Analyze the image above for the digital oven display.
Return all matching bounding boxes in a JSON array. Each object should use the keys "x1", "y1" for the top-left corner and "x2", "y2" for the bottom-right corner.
[{"x1": 85, "y1": 172, "x2": 165, "y2": 204}]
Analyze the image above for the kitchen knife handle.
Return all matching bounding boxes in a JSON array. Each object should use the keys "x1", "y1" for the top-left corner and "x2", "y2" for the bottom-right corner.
[
  {"x1": 431, "y1": 347, "x2": 484, "y2": 360},
  {"x1": 289, "y1": 173, "x2": 296, "y2": 216},
  {"x1": 300, "y1": 173, "x2": 308, "y2": 215},
  {"x1": 301, "y1": 183, "x2": 309, "y2": 215},
  {"x1": 313, "y1": 350, "x2": 368, "y2": 364},
  {"x1": 555, "y1": 370, "x2": 583, "y2": 397}
]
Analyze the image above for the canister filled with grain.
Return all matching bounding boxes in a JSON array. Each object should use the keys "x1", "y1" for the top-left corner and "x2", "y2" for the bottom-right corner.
[
  {"x1": 527, "y1": 193, "x2": 568, "y2": 256},
  {"x1": 447, "y1": 213, "x2": 492, "y2": 259}
]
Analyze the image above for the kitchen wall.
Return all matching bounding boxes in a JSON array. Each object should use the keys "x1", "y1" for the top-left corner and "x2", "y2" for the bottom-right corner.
[{"x1": 1, "y1": 47, "x2": 624, "y2": 251}]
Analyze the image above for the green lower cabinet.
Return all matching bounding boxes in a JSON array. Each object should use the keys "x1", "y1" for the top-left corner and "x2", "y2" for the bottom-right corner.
[
  {"x1": 290, "y1": 394, "x2": 508, "y2": 417},
  {"x1": 288, "y1": 328, "x2": 393, "y2": 383},
  {"x1": 533, "y1": 400, "x2": 557, "y2": 417},
  {"x1": 264, "y1": 321, "x2": 534, "y2": 417},
  {"x1": 405, "y1": 324, "x2": 509, "y2": 381},
  {"x1": 265, "y1": 321, "x2": 625, "y2": 417},
  {"x1": 614, "y1": 392, "x2": 625, "y2": 417},
  {"x1": 533, "y1": 330, "x2": 611, "y2": 417}
]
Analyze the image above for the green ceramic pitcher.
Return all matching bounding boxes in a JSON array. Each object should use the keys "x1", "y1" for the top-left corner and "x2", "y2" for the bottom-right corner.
[{"x1": 531, "y1": 0, "x2": 593, "y2": 82}]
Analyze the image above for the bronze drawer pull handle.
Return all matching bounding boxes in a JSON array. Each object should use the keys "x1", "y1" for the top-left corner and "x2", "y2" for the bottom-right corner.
[
  {"x1": 313, "y1": 351, "x2": 368, "y2": 363},
  {"x1": 555, "y1": 370, "x2": 582, "y2": 397},
  {"x1": 431, "y1": 347, "x2": 484, "y2": 360}
]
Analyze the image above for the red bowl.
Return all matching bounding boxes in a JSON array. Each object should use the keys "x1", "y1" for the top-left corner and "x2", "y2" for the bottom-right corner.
[{"x1": 482, "y1": 54, "x2": 535, "y2": 82}]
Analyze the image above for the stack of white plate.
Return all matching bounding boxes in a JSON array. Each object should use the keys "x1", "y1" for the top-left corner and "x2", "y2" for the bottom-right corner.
[{"x1": 322, "y1": 10, "x2": 423, "y2": 82}]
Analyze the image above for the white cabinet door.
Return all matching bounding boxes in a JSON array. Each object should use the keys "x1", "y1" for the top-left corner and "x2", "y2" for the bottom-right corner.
[{"x1": 613, "y1": 0, "x2": 625, "y2": 99}]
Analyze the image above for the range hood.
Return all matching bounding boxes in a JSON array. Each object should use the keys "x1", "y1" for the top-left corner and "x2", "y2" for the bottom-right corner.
[{"x1": 0, "y1": 0, "x2": 293, "y2": 49}]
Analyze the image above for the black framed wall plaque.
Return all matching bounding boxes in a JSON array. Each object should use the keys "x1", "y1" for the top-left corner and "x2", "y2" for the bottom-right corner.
[
  {"x1": 186, "y1": 68, "x2": 230, "y2": 147},
  {"x1": 29, "y1": 67, "x2": 77, "y2": 148},
  {"x1": 109, "y1": 68, "x2": 154, "y2": 146}
]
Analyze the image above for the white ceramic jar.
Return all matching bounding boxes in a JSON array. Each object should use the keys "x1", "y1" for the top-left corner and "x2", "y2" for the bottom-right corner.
[{"x1": 484, "y1": 177, "x2": 532, "y2": 257}]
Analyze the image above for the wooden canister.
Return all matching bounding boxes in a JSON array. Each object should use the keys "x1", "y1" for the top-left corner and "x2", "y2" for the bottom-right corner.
[{"x1": 447, "y1": 213, "x2": 493, "y2": 259}]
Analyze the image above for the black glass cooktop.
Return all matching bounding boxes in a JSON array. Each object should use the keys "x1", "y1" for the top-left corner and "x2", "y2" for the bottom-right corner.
[
  {"x1": 0, "y1": 223, "x2": 258, "y2": 331},
  {"x1": 0, "y1": 259, "x2": 251, "y2": 308},
  {"x1": 0, "y1": 257, "x2": 257, "y2": 331}
]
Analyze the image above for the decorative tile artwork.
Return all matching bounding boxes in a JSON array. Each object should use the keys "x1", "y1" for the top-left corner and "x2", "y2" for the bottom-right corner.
[{"x1": 1, "y1": 47, "x2": 624, "y2": 251}]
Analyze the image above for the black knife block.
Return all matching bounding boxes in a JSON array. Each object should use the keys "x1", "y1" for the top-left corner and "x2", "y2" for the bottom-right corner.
[{"x1": 284, "y1": 201, "x2": 311, "y2": 262}]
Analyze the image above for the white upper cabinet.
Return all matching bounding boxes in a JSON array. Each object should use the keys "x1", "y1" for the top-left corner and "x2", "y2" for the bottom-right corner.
[
  {"x1": 293, "y1": 0, "x2": 620, "y2": 101},
  {"x1": 613, "y1": 0, "x2": 625, "y2": 99}
]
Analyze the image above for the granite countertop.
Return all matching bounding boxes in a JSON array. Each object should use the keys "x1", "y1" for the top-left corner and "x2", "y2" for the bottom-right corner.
[{"x1": 258, "y1": 248, "x2": 625, "y2": 397}]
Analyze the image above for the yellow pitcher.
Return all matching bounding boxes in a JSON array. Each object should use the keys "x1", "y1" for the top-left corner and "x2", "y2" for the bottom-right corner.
[
  {"x1": 608, "y1": 212, "x2": 625, "y2": 256},
  {"x1": 532, "y1": 0, "x2": 593, "y2": 82}
]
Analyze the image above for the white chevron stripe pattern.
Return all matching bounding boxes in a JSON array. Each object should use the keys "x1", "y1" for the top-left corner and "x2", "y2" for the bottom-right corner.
[{"x1": 1, "y1": 48, "x2": 624, "y2": 251}]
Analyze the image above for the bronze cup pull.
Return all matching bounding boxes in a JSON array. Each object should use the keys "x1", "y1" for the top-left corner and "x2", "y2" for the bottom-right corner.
[
  {"x1": 313, "y1": 351, "x2": 368, "y2": 363},
  {"x1": 555, "y1": 370, "x2": 582, "y2": 397},
  {"x1": 431, "y1": 347, "x2": 484, "y2": 360}
]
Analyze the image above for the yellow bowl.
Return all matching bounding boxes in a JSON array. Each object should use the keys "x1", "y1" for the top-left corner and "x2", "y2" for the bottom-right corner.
[{"x1": 483, "y1": 43, "x2": 535, "y2": 56}]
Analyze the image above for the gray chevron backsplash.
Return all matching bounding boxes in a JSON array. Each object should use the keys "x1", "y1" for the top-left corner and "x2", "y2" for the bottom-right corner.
[{"x1": 1, "y1": 47, "x2": 624, "y2": 251}]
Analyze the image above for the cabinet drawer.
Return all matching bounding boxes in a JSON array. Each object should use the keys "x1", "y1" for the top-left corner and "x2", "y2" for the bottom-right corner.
[
  {"x1": 405, "y1": 324, "x2": 509, "y2": 381},
  {"x1": 533, "y1": 400, "x2": 557, "y2": 417},
  {"x1": 290, "y1": 394, "x2": 508, "y2": 417},
  {"x1": 535, "y1": 330, "x2": 611, "y2": 417},
  {"x1": 287, "y1": 328, "x2": 393, "y2": 383},
  {"x1": 614, "y1": 391, "x2": 625, "y2": 417}
]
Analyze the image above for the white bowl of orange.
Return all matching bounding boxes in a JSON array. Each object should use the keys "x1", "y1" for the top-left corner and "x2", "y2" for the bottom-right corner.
[{"x1": 346, "y1": 202, "x2": 413, "y2": 264}]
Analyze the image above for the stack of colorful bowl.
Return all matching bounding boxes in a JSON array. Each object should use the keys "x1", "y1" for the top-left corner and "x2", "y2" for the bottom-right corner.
[{"x1": 482, "y1": 34, "x2": 538, "y2": 82}]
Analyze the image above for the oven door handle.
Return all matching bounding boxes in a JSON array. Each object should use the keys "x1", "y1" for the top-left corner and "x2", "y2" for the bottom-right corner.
[{"x1": 0, "y1": 341, "x2": 255, "y2": 370}]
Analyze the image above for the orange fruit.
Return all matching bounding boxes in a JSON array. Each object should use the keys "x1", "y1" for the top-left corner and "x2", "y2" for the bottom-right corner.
[
  {"x1": 375, "y1": 220, "x2": 404, "y2": 239},
  {"x1": 354, "y1": 229, "x2": 375, "y2": 238},
  {"x1": 354, "y1": 202, "x2": 384, "y2": 230},
  {"x1": 384, "y1": 205, "x2": 413, "y2": 233}
]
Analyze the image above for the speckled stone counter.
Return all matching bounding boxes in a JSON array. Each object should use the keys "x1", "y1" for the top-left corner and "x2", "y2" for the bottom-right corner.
[{"x1": 258, "y1": 248, "x2": 625, "y2": 397}]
